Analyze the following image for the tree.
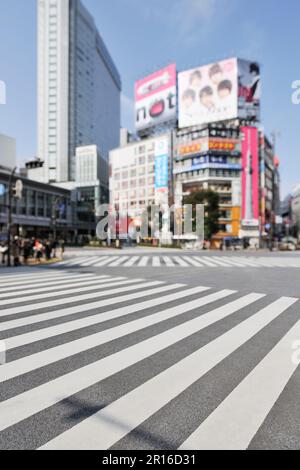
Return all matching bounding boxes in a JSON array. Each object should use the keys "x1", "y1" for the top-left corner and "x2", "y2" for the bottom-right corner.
[{"x1": 184, "y1": 190, "x2": 220, "y2": 240}]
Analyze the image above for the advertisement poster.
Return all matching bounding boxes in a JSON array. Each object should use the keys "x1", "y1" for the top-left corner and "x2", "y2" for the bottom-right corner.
[
  {"x1": 241, "y1": 126, "x2": 259, "y2": 223},
  {"x1": 178, "y1": 58, "x2": 238, "y2": 128},
  {"x1": 238, "y1": 59, "x2": 261, "y2": 122},
  {"x1": 135, "y1": 65, "x2": 177, "y2": 132}
]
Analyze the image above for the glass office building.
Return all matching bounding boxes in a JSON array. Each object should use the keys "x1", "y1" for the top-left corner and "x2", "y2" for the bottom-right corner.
[{"x1": 37, "y1": 0, "x2": 121, "y2": 184}]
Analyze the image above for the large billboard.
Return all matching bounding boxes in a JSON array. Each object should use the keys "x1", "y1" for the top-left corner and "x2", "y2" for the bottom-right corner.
[
  {"x1": 241, "y1": 126, "x2": 259, "y2": 224},
  {"x1": 178, "y1": 58, "x2": 238, "y2": 128},
  {"x1": 135, "y1": 65, "x2": 177, "y2": 132},
  {"x1": 238, "y1": 59, "x2": 261, "y2": 122},
  {"x1": 178, "y1": 58, "x2": 261, "y2": 128}
]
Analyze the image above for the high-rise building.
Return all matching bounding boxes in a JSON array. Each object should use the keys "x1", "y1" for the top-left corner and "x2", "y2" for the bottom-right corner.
[{"x1": 37, "y1": 0, "x2": 121, "y2": 184}]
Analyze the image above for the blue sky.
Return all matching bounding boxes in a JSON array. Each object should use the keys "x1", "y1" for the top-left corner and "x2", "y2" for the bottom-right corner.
[{"x1": 0, "y1": 0, "x2": 299, "y2": 196}]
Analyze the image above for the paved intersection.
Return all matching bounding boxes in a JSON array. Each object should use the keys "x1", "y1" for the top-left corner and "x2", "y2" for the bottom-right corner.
[
  {"x1": 0, "y1": 257, "x2": 299, "y2": 450},
  {"x1": 54, "y1": 253, "x2": 300, "y2": 269}
]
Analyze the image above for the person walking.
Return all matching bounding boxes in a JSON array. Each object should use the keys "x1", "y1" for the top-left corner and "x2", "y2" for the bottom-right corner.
[
  {"x1": 0, "y1": 242, "x2": 8, "y2": 265},
  {"x1": 35, "y1": 239, "x2": 44, "y2": 263},
  {"x1": 12, "y1": 236, "x2": 21, "y2": 267},
  {"x1": 45, "y1": 240, "x2": 52, "y2": 261},
  {"x1": 22, "y1": 239, "x2": 31, "y2": 265}
]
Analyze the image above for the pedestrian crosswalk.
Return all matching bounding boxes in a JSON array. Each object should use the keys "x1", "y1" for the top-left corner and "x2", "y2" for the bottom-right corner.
[
  {"x1": 51, "y1": 254, "x2": 300, "y2": 269},
  {"x1": 0, "y1": 268, "x2": 299, "y2": 450}
]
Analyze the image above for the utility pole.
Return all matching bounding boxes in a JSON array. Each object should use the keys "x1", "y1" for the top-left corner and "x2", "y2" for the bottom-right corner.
[
  {"x1": 270, "y1": 131, "x2": 280, "y2": 250},
  {"x1": 6, "y1": 167, "x2": 17, "y2": 267},
  {"x1": 51, "y1": 196, "x2": 62, "y2": 242}
]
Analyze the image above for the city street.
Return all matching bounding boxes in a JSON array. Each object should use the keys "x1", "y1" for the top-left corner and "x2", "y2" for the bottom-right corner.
[{"x1": 0, "y1": 247, "x2": 299, "y2": 450}]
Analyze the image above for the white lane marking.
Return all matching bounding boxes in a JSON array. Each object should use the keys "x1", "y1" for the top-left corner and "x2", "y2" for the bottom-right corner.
[
  {"x1": 152, "y1": 257, "x2": 161, "y2": 267},
  {"x1": 193, "y1": 257, "x2": 217, "y2": 268},
  {"x1": 173, "y1": 257, "x2": 189, "y2": 267},
  {"x1": 77, "y1": 257, "x2": 102, "y2": 267},
  {"x1": 108, "y1": 257, "x2": 130, "y2": 267},
  {"x1": 0, "y1": 289, "x2": 235, "y2": 382},
  {"x1": 230, "y1": 257, "x2": 261, "y2": 267},
  {"x1": 0, "y1": 277, "x2": 124, "y2": 307},
  {"x1": 182, "y1": 257, "x2": 203, "y2": 267},
  {"x1": 53, "y1": 257, "x2": 92, "y2": 267},
  {"x1": 218, "y1": 258, "x2": 249, "y2": 267},
  {"x1": 0, "y1": 278, "x2": 149, "y2": 318},
  {"x1": 163, "y1": 257, "x2": 175, "y2": 267},
  {"x1": 40, "y1": 294, "x2": 293, "y2": 450},
  {"x1": 0, "y1": 272, "x2": 87, "y2": 288},
  {"x1": 4, "y1": 292, "x2": 272, "y2": 435},
  {"x1": 122, "y1": 256, "x2": 139, "y2": 267},
  {"x1": 180, "y1": 305, "x2": 300, "y2": 450},
  {"x1": 92, "y1": 257, "x2": 118, "y2": 267},
  {"x1": 202, "y1": 257, "x2": 231, "y2": 268},
  {"x1": 0, "y1": 281, "x2": 164, "y2": 329},
  {"x1": 0, "y1": 274, "x2": 98, "y2": 293},
  {"x1": 2, "y1": 284, "x2": 192, "y2": 348},
  {"x1": 137, "y1": 257, "x2": 149, "y2": 267}
]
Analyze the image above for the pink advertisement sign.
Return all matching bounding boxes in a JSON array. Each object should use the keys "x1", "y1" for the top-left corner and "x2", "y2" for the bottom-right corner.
[
  {"x1": 241, "y1": 126, "x2": 259, "y2": 222},
  {"x1": 135, "y1": 64, "x2": 177, "y2": 131}
]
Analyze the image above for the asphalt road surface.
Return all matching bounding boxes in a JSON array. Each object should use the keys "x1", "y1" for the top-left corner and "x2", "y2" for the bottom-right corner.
[{"x1": 0, "y1": 247, "x2": 299, "y2": 450}]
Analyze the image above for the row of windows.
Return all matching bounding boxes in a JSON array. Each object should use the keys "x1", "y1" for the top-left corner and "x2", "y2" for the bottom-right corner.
[
  {"x1": 0, "y1": 188, "x2": 67, "y2": 219},
  {"x1": 114, "y1": 188, "x2": 155, "y2": 201},
  {"x1": 113, "y1": 165, "x2": 155, "y2": 181},
  {"x1": 115, "y1": 200, "x2": 156, "y2": 211},
  {"x1": 114, "y1": 177, "x2": 155, "y2": 191},
  {"x1": 176, "y1": 169, "x2": 239, "y2": 180},
  {"x1": 176, "y1": 157, "x2": 240, "y2": 168}
]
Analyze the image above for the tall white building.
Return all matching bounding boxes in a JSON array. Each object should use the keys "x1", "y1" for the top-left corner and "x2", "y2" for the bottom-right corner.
[{"x1": 37, "y1": 0, "x2": 121, "y2": 185}]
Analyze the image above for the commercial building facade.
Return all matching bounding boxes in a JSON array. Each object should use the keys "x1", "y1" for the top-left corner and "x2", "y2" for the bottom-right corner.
[
  {"x1": 0, "y1": 166, "x2": 91, "y2": 241},
  {"x1": 109, "y1": 134, "x2": 172, "y2": 217},
  {"x1": 108, "y1": 57, "x2": 280, "y2": 245},
  {"x1": 173, "y1": 124, "x2": 242, "y2": 241}
]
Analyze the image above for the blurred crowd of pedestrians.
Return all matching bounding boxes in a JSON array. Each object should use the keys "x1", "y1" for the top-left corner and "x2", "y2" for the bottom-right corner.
[{"x1": 0, "y1": 237, "x2": 65, "y2": 267}]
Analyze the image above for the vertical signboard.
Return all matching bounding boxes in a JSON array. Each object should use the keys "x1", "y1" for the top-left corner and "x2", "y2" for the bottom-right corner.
[
  {"x1": 241, "y1": 126, "x2": 259, "y2": 224},
  {"x1": 155, "y1": 137, "x2": 169, "y2": 205},
  {"x1": 135, "y1": 65, "x2": 177, "y2": 132},
  {"x1": 238, "y1": 59, "x2": 261, "y2": 122}
]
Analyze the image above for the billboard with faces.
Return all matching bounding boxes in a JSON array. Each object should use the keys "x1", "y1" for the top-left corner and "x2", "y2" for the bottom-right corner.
[
  {"x1": 178, "y1": 58, "x2": 239, "y2": 129},
  {"x1": 135, "y1": 64, "x2": 177, "y2": 132}
]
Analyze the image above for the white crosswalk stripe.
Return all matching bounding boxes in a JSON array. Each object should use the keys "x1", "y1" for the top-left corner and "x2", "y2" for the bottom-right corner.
[
  {"x1": 0, "y1": 278, "x2": 153, "y2": 318},
  {"x1": 48, "y1": 254, "x2": 300, "y2": 269},
  {"x1": 180, "y1": 314, "x2": 300, "y2": 450},
  {"x1": 0, "y1": 268, "x2": 299, "y2": 450},
  {"x1": 38, "y1": 296, "x2": 296, "y2": 450},
  {"x1": 0, "y1": 274, "x2": 110, "y2": 298},
  {"x1": 108, "y1": 256, "x2": 130, "y2": 267},
  {"x1": 0, "y1": 276, "x2": 123, "y2": 306},
  {"x1": 137, "y1": 256, "x2": 149, "y2": 267},
  {"x1": 152, "y1": 256, "x2": 161, "y2": 267}
]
